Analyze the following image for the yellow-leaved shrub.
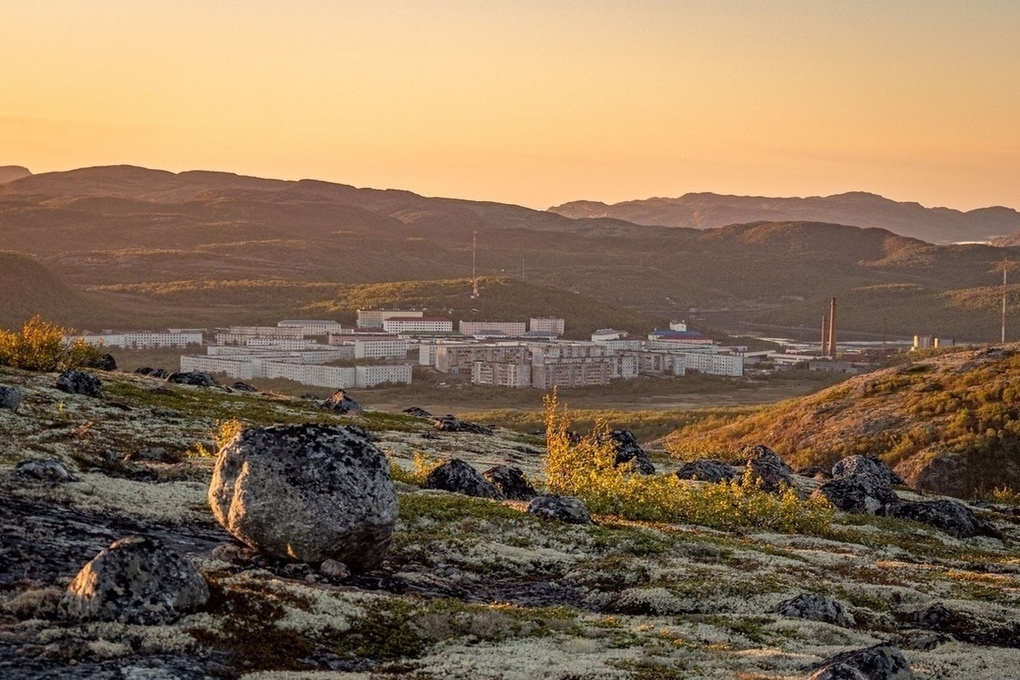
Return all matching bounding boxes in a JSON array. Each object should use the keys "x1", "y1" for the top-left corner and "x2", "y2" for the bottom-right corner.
[
  {"x1": 543, "y1": 390, "x2": 832, "y2": 533},
  {"x1": 0, "y1": 316, "x2": 104, "y2": 372}
]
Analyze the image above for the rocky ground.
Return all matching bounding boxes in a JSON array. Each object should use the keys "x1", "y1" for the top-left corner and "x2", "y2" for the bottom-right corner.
[{"x1": 2, "y1": 366, "x2": 1020, "y2": 679}]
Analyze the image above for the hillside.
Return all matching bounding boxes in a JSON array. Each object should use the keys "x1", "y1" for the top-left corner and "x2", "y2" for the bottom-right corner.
[
  {"x1": 0, "y1": 166, "x2": 31, "y2": 184},
  {"x1": 0, "y1": 252, "x2": 100, "y2": 329},
  {"x1": 664, "y1": 345, "x2": 1020, "y2": 497},
  {"x1": 2, "y1": 166, "x2": 1019, "y2": 340},
  {"x1": 3, "y1": 366, "x2": 1020, "y2": 678},
  {"x1": 550, "y1": 191, "x2": 1020, "y2": 244}
]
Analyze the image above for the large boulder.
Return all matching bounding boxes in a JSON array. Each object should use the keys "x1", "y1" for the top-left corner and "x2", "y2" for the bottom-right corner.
[
  {"x1": 59, "y1": 536, "x2": 209, "y2": 624},
  {"x1": 55, "y1": 370, "x2": 101, "y2": 398},
  {"x1": 433, "y1": 414, "x2": 494, "y2": 435},
  {"x1": 893, "y1": 451, "x2": 968, "y2": 498},
  {"x1": 0, "y1": 385, "x2": 22, "y2": 411},
  {"x1": 208, "y1": 424, "x2": 398, "y2": 570},
  {"x1": 813, "y1": 455, "x2": 901, "y2": 514},
  {"x1": 775, "y1": 593, "x2": 852, "y2": 628},
  {"x1": 886, "y1": 499, "x2": 1000, "y2": 539},
  {"x1": 423, "y1": 458, "x2": 503, "y2": 499},
  {"x1": 483, "y1": 464, "x2": 537, "y2": 500},
  {"x1": 743, "y1": 444, "x2": 793, "y2": 493},
  {"x1": 675, "y1": 459, "x2": 736, "y2": 483},
  {"x1": 608, "y1": 429, "x2": 655, "y2": 474},
  {"x1": 166, "y1": 371, "x2": 218, "y2": 387},
  {"x1": 808, "y1": 644, "x2": 914, "y2": 680},
  {"x1": 833, "y1": 455, "x2": 906, "y2": 486},
  {"x1": 527, "y1": 495, "x2": 593, "y2": 525},
  {"x1": 320, "y1": 389, "x2": 362, "y2": 414}
]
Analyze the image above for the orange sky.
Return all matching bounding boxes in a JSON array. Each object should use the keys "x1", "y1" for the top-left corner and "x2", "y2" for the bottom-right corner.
[{"x1": 2, "y1": 1, "x2": 1018, "y2": 210}]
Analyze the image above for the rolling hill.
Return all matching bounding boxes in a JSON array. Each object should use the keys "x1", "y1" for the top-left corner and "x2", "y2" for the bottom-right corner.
[
  {"x1": 550, "y1": 191, "x2": 1020, "y2": 244},
  {"x1": 1, "y1": 165, "x2": 1019, "y2": 340},
  {"x1": 663, "y1": 345, "x2": 1020, "y2": 497}
]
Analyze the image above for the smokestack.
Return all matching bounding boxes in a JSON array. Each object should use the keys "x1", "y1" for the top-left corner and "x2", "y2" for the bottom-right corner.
[
  {"x1": 820, "y1": 315, "x2": 828, "y2": 355},
  {"x1": 828, "y1": 297, "x2": 837, "y2": 358}
]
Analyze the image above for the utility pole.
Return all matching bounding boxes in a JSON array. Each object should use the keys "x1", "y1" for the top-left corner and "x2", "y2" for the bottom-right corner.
[
  {"x1": 991, "y1": 259, "x2": 1017, "y2": 344},
  {"x1": 471, "y1": 231, "x2": 479, "y2": 299}
]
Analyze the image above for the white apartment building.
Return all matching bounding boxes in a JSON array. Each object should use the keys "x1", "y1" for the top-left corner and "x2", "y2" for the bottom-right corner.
[
  {"x1": 355, "y1": 364, "x2": 413, "y2": 387},
  {"x1": 383, "y1": 317, "x2": 453, "y2": 334},
  {"x1": 530, "y1": 343, "x2": 607, "y2": 361},
  {"x1": 349, "y1": 338, "x2": 409, "y2": 360},
  {"x1": 531, "y1": 357, "x2": 614, "y2": 389},
  {"x1": 459, "y1": 321, "x2": 527, "y2": 337},
  {"x1": 74, "y1": 332, "x2": 203, "y2": 349},
  {"x1": 472, "y1": 361, "x2": 532, "y2": 388},
  {"x1": 683, "y1": 352, "x2": 743, "y2": 377},
  {"x1": 277, "y1": 320, "x2": 344, "y2": 335},
  {"x1": 418, "y1": 344, "x2": 438, "y2": 366},
  {"x1": 436, "y1": 344, "x2": 530, "y2": 374},
  {"x1": 529, "y1": 317, "x2": 565, "y2": 336},
  {"x1": 358, "y1": 309, "x2": 423, "y2": 328}
]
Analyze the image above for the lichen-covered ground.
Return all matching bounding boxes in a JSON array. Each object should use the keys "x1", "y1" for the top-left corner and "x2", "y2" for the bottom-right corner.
[{"x1": 2, "y1": 366, "x2": 1019, "y2": 679}]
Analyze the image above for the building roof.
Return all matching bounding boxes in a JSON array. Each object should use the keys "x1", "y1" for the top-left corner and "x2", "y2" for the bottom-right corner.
[
  {"x1": 649, "y1": 329, "x2": 709, "y2": 339},
  {"x1": 385, "y1": 317, "x2": 452, "y2": 322}
]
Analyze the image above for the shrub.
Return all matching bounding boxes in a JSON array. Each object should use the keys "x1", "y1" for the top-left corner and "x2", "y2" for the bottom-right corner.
[
  {"x1": 390, "y1": 450, "x2": 442, "y2": 486},
  {"x1": 0, "y1": 316, "x2": 104, "y2": 371},
  {"x1": 543, "y1": 391, "x2": 832, "y2": 533}
]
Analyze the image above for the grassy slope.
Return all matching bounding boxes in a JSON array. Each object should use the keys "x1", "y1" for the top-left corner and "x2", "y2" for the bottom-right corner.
[{"x1": 662, "y1": 345, "x2": 1020, "y2": 495}]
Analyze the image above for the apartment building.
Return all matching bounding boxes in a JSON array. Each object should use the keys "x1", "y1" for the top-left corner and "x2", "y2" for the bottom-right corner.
[
  {"x1": 357, "y1": 309, "x2": 423, "y2": 328},
  {"x1": 382, "y1": 317, "x2": 453, "y2": 334},
  {"x1": 529, "y1": 317, "x2": 565, "y2": 336},
  {"x1": 458, "y1": 321, "x2": 527, "y2": 337},
  {"x1": 74, "y1": 331, "x2": 203, "y2": 349},
  {"x1": 471, "y1": 361, "x2": 532, "y2": 388},
  {"x1": 277, "y1": 320, "x2": 345, "y2": 335},
  {"x1": 531, "y1": 356, "x2": 614, "y2": 389},
  {"x1": 351, "y1": 337, "x2": 409, "y2": 360},
  {"x1": 435, "y1": 344, "x2": 530, "y2": 374},
  {"x1": 355, "y1": 364, "x2": 413, "y2": 387}
]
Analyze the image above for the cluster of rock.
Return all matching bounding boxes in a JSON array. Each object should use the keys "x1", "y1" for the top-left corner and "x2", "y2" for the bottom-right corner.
[
  {"x1": 433, "y1": 414, "x2": 493, "y2": 435},
  {"x1": 607, "y1": 429, "x2": 656, "y2": 474},
  {"x1": 318, "y1": 389, "x2": 362, "y2": 414},
  {"x1": 55, "y1": 370, "x2": 102, "y2": 398}
]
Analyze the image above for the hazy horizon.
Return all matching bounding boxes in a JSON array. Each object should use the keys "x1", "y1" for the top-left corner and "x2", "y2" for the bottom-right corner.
[{"x1": 3, "y1": 1, "x2": 1018, "y2": 211}]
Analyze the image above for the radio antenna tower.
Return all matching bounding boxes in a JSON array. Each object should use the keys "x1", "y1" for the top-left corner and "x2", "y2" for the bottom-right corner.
[{"x1": 471, "y1": 231, "x2": 479, "y2": 299}]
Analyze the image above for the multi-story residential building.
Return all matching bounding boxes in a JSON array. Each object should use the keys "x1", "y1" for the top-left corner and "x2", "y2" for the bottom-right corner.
[
  {"x1": 682, "y1": 352, "x2": 743, "y2": 376},
  {"x1": 355, "y1": 364, "x2": 413, "y2": 387},
  {"x1": 529, "y1": 317, "x2": 565, "y2": 336},
  {"x1": 435, "y1": 344, "x2": 530, "y2": 374},
  {"x1": 531, "y1": 356, "x2": 613, "y2": 389},
  {"x1": 74, "y1": 331, "x2": 203, "y2": 349},
  {"x1": 458, "y1": 321, "x2": 527, "y2": 337},
  {"x1": 277, "y1": 320, "x2": 345, "y2": 336},
  {"x1": 357, "y1": 309, "x2": 423, "y2": 328},
  {"x1": 472, "y1": 361, "x2": 532, "y2": 388},
  {"x1": 382, "y1": 317, "x2": 453, "y2": 334},
  {"x1": 350, "y1": 337, "x2": 409, "y2": 360}
]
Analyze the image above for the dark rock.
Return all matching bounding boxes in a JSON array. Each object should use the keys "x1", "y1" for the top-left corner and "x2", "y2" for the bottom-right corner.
[
  {"x1": 433, "y1": 414, "x2": 494, "y2": 435},
  {"x1": 743, "y1": 444, "x2": 793, "y2": 493},
  {"x1": 894, "y1": 451, "x2": 967, "y2": 498},
  {"x1": 886, "y1": 499, "x2": 1001, "y2": 539},
  {"x1": 300, "y1": 393, "x2": 320, "y2": 400},
  {"x1": 231, "y1": 381, "x2": 257, "y2": 392},
  {"x1": 0, "y1": 385, "x2": 22, "y2": 411},
  {"x1": 608, "y1": 429, "x2": 655, "y2": 474},
  {"x1": 59, "y1": 536, "x2": 209, "y2": 624},
  {"x1": 320, "y1": 389, "x2": 362, "y2": 414},
  {"x1": 55, "y1": 370, "x2": 101, "y2": 398},
  {"x1": 12, "y1": 458, "x2": 76, "y2": 483},
  {"x1": 482, "y1": 464, "x2": 537, "y2": 500},
  {"x1": 675, "y1": 459, "x2": 736, "y2": 483},
  {"x1": 527, "y1": 495, "x2": 593, "y2": 525},
  {"x1": 319, "y1": 558, "x2": 350, "y2": 580},
  {"x1": 165, "y1": 371, "x2": 217, "y2": 387},
  {"x1": 402, "y1": 406, "x2": 433, "y2": 418},
  {"x1": 134, "y1": 366, "x2": 156, "y2": 375},
  {"x1": 907, "y1": 602, "x2": 1020, "y2": 647},
  {"x1": 149, "y1": 368, "x2": 169, "y2": 379},
  {"x1": 813, "y1": 455, "x2": 902, "y2": 514},
  {"x1": 775, "y1": 593, "x2": 852, "y2": 627},
  {"x1": 208, "y1": 424, "x2": 398, "y2": 570},
  {"x1": 798, "y1": 465, "x2": 832, "y2": 480},
  {"x1": 85, "y1": 353, "x2": 117, "y2": 371},
  {"x1": 423, "y1": 458, "x2": 503, "y2": 499},
  {"x1": 834, "y1": 455, "x2": 906, "y2": 486},
  {"x1": 807, "y1": 644, "x2": 915, "y2": 680},
  {"x1": 123, "y1": 448, "x2": 181, "y2": 464}
]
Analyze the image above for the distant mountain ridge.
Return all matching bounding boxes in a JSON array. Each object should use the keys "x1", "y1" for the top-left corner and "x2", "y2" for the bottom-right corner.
[
  {"x1": 0, "y1": 165, "x2": 31, "y2": 184},
  {"x1": 550, "y1": 191, "x2": 1020, "y2": 244}
]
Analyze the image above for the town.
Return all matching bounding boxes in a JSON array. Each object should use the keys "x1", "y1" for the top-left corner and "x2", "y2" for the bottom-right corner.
[{"x1": 67, "y1": 307, "x2": 932, "y2": 391}]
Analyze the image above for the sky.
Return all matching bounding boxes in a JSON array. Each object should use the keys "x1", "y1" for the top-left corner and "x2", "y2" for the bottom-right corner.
[{"x1": 2, "y1": 0, "x2": 1019, "y2": 210}]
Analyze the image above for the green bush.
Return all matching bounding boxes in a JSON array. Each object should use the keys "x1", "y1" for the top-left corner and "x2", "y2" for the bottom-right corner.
[
  {"x1": 0, "y1": 316, "x2": 104, "y2": 371},
  {"x1": 543, "y1": 391, "x2": 832, "y2": 533}
]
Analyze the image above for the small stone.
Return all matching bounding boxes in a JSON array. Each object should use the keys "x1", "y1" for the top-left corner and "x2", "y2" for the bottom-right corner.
[
  {"x1": 0, "y1": 385, "x2": 23, "y2": 411},
  {"x1": 55, "y1": 370, "x2": 102, "y2": 398},
  {"x1": 423, "y1": 459, "x2": 503, "y2": 499},
  {"x1": 527, "y1": 495, "x2": 593, "y2": 525},
  {"x1": 319, "y1": 559, "x2": 350, "y2": 580},
  {"x1": 433, "y1": 414, "x2": 494, "y2": 435},
  {"x1": 60, "y1": 536, "x2": 209, "y2": 624},
  {"x1": 165, "y1": 371, "x2": 217, "y2": 387},
  {"x1": 402, "y1": 406, "x2": 433, "y2": 418},
  {"x1": 12, "y1": 458, "x2": 76, "y2": 483}
]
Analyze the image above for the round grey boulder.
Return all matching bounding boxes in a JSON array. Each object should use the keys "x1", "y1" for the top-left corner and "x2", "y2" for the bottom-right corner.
[
  {"x1": 675, "y1": 459, "x2": 736, "y2": 483},
  {"x1": 0, "y1": 385, "x2": 22, "y2": 411},
  {"x1": 527, "y1": 495, "x2": 593, "y2": 525},
  {"x1": 208, "y1": 424, "x2": 398, "y2": 570},
  {"x1": 813, "y1": 455, "x2": 902, "y2": 514},
  {"x1": 55, "y1": 370, "x2": 102, "y2": 398},
  {"x1": 808, "y1": 644, "x2": 914, "y2": 680},
  {"x1": 60, "y1": 536, "x2": 209, "y2": 624},
  {"x1": 743, "y1": 444, "x2": 793, "y2": 493}
]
